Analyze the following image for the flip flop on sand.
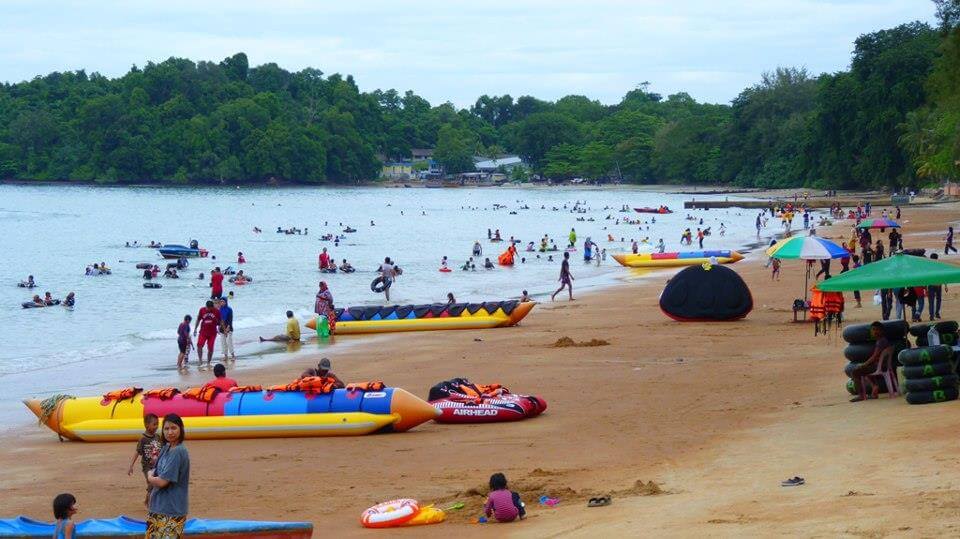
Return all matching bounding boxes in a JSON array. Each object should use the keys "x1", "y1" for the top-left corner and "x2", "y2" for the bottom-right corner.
[
  {"x1": 587, "y1": 496, "x2": 611, "y2": 507},
  {"x1": 781, "y1": 476, "x2": 805, "y2": 487}
]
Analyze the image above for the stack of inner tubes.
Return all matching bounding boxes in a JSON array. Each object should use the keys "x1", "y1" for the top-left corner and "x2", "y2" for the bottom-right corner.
[
  {"x1": 333, "y1": 301, "x2": 520, "y2": 322},
  {"x1": 899, "y1": 344, "x2": 958, "y2": 404},
  {"x1": 910, "y1": 321, "x2": 959, "y2": 347},
  {"x1": 842, "y1": 321, "x2": 910, "y2": 396}
]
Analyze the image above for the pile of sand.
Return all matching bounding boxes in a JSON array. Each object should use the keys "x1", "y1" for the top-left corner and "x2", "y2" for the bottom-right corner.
[{"x1": 552, "y1": 336, "x2": 611, "y2": 347}]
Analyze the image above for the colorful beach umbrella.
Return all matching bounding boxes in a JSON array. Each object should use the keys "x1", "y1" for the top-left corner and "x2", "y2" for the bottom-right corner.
[
  {"x1": 765, "y1": 236, "x2": 848, "y2": 260},
  {"x1": 856, "y1": 218, "x2": 900, "y2": 229},
  {"x1": 818, "y1": 253, "x2": 960, "y2": 291}
]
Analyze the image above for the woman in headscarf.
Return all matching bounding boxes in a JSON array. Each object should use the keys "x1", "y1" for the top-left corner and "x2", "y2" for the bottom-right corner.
[{"x1": 314, "y1": 281, "x2": 336, "y2": 334}]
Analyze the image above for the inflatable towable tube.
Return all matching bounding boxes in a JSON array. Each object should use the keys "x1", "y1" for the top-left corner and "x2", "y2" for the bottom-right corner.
[
  {"x1": 0, "y1": 516, "x2": 313, "y2": 538},
  {"x1": 24, "y1": 387, "x2": 439, "y2": 442},
  {"x1": 305, "y1": 300, "x2": 534, "y2": 335},
  {"x1": 613, "y1": 250, "x2": 743, "y2": 268}
]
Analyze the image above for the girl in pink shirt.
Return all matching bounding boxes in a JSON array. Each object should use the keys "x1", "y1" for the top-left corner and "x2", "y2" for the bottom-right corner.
[{"x1": 484, "y1": 473, "x2": 525, "y2": 522}]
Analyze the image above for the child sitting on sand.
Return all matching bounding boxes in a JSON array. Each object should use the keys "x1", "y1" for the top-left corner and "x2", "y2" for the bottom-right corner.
[
  {"x1": 128, "y1": 413, "x2": 162, "y2": 507},
  {"x1": 484, "y1": 472, "x2": 525, "y2": 523},
  {"x1": 52, "y1": 493, "x2": 77, "y2": 539}
]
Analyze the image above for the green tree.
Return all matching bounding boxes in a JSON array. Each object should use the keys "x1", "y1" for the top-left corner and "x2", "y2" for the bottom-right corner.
[{"x1": 434, "y1": 124, "x2": 477, "y2": 174}]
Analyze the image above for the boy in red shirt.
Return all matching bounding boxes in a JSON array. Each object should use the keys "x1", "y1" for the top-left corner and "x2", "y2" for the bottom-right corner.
[{"x1": 193, "y1": 300, "x2": 221, "y2": 366}]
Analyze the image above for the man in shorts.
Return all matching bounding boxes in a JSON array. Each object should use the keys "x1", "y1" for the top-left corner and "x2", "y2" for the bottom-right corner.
[
  {"x1": 550, "y1": 252, "x2": 574, "y2": 301},
  {"x1": 379, "y1": 257, "x2": 397, "y2": 302},
  {"x1": 176, "y1": 315, "x2": 192, "y2": 370},
  {"x1": 193, "y1": 300, "x2": 221, "y2": 366}
]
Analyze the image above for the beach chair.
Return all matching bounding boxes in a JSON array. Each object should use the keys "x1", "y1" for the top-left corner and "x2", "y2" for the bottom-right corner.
[{"x1": 860, "y1": 349, "x2": 899, "y2": 400}]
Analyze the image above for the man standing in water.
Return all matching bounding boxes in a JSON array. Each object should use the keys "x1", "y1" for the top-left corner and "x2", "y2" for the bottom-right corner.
[
  {"x1": 193, "y1": 300, "x2": 221, "y2": 367},
  {"x1": 209, "y1": 267, "x2": 224, "y2": 299},
  {"x1": 551, "y1": 252, "x2": 574, "y2": 301},
  {"x1": 379, "y1": 257, "x2": 397, "y2": 302},
  {"x1": 219, "y1": 298, "x2": 235, "y2": 361}
]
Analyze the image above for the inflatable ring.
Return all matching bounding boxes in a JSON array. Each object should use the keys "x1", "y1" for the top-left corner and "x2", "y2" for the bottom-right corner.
[
  {"x1": 842, "y1": 320, "x2": 909, "y2": 344},
  {"x1": 370, "y1": 276, "x2": 390, "y2": 293},
  {"x1": 902, "y1": 362, "x2": 954, "y2": 379},
  {"x1": 909, "y1": 321, "x2": 959, "y2": 337},
  {"x1": 843, "y1": 343, "x2": 875, "y2": 363},
  {"x1": 143, "y1": 282, "x2": 162, "y2": 289},
  {"x1": 845, "y1": 378, "x2": 890, "y2": 395},
  {"x1": 906, "y1": 387, "x2": 959, "y2": 405},
  {"x1": 898, "y1": 345, "x2": 953, "y2": 367},
  {"x1": 438, "y1": 267, "x2": 451, "y2": 273},
  {"x1": 916, "y1": 332, "x2": 958, "y2": 347},
  {"x1": 903, "y1": 374, "x2": 959, "y2": 393},
  {"x1": 361, "y1": 498, "x2": 419, "y2": 529}
]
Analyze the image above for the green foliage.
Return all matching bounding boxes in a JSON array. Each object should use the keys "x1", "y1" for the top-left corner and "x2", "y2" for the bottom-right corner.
[
  {"x1": 0, "y1": 14, "x2": 957, "y2": 188},
  {"x1": 434, "y1": 124, "x2": 477, "y2": 174}
]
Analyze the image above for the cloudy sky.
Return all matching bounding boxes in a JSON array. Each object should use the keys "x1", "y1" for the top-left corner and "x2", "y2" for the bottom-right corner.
[{"x1": 0, "y1": 0, "x2": 937, "y2": 107}]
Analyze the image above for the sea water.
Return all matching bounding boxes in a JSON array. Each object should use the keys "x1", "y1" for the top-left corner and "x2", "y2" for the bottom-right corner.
[{"x1": 0, "y1": 184, "x2": 774, "y2": 425}]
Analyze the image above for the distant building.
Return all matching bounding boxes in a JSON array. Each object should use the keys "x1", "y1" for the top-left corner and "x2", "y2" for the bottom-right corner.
[
  {"x1": 381, "y1": 162, "x2": 414, "y2": 180},
  {"x1": 475, "y1": 155, "x2": 525, "y2": 172},
  {"x1": 411, "y1": 148, "x2": 434, "y2": 162}
]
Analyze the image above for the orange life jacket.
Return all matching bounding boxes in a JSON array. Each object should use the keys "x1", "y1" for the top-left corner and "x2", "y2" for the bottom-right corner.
[
  {"x1": 102, "y1": 387, "x2": 143, "y2": 402},
  {"x1": 346, "y1": 381, "x2": 385, "y2": 392},
  {"x1": 267, "y1": 376, "x2": 339, "y2": 394},
  {"x1": 183, "y1": 386, "x2": 219, "y2": 403},
  {"x1": 824, "y1": 291, "x2": 844, "y2": 314},
  {"x1": 808, "y1": 287, "x2": 826, "y2": 321},
  {"x1": 228, "y1": 385, "x2": 263, "y2": 393},
  {"x1": 457, "y1": 382, "x2": 506, "y2": 398},
  {"x1": 143, "y1": 388, "x2": 179, "y2": 400}
]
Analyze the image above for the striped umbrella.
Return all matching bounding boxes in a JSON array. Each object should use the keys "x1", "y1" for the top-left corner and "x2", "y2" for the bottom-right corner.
[
  {"x1": 856, "y1": 218, "x2": 900, "y2": 229},
  {"x1": 766, "y1": 236, "x2": 848, "y2": 260},
  {"x1": 766, "y1": 235, "x2": 848, "y2": 308}
]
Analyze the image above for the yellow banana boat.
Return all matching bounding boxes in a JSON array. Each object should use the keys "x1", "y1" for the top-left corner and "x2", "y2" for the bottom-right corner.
[
  {"x1": 24, "y1": 387, "x2": 438, "y2": 442},
  {"x1": 612, "y1": 250, "x2": 743, "y2": 268},
  {"x1": 307, "y1": 300, "x2": 534, "y2": 335}
]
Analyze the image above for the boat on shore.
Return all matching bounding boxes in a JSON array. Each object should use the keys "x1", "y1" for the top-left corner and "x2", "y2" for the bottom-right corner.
[
  {"x1": 305, "y1": 300, "x2": 534, "y2": 335},
  {"x1": 24, "y1": 386, "x2": 438, "y2": 442},
  {"x1": 612, "y1": 250, "x2": 743, "y2": 268},
  {"x1": 0, "y1": 516, "x2": 312, "y2": 538}
]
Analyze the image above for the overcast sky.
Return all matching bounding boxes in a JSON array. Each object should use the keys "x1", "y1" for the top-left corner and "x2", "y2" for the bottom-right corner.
[{"x1": 0, "y1": 0, "x2": 938, "y2": 108}]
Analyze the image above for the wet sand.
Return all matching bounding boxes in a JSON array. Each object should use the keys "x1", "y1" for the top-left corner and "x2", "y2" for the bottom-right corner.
[{"x1": 3, "y1": 200, "x2": 960, "y2": 537}]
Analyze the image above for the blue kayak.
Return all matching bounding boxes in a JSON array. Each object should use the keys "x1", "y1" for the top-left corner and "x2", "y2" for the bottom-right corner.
[{"x1": 0, "y1": 516, "x2": 312, "y2": 538}]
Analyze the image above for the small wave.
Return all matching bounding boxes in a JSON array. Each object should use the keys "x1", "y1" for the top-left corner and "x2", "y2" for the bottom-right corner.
[{"x1": 0, "y1": 341, "x2": 137, "y2": 376}]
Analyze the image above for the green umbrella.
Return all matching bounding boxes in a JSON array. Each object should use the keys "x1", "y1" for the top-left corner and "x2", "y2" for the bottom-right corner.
[{"x1": 818, "y1": 253, "x2": 960, "y2": 291}]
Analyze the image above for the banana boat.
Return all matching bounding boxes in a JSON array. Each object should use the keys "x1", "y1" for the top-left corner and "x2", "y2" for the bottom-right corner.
[
  {"x1": 306, "y1": 300, "x2": 534, "y2": 334},
  {"x1": 24, "y1": 387, "x2": 439, "y2": 442},
  {"x1": 612, "y1": 250, "x2": 743, "y2": 268}
]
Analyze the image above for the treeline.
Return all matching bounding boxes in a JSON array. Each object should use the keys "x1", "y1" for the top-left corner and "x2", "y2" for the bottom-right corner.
[{"x1": 0, "y1": 2, "x2": 957, "y2": 188}]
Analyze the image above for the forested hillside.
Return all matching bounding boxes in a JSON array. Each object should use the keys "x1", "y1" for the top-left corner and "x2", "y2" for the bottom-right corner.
[{"x1": 0, "y1": 2, "x2": 957, "y2": 188}]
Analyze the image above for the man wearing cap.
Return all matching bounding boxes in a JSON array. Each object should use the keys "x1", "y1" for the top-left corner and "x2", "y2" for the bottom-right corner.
[{"x1": 300, "y1": 357, "x2": 345, "y2": 388}]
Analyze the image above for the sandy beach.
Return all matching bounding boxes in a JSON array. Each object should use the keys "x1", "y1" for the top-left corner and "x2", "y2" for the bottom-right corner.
[{"x1": 3, "y1": 199, "x2": 960, "y2": 537}]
